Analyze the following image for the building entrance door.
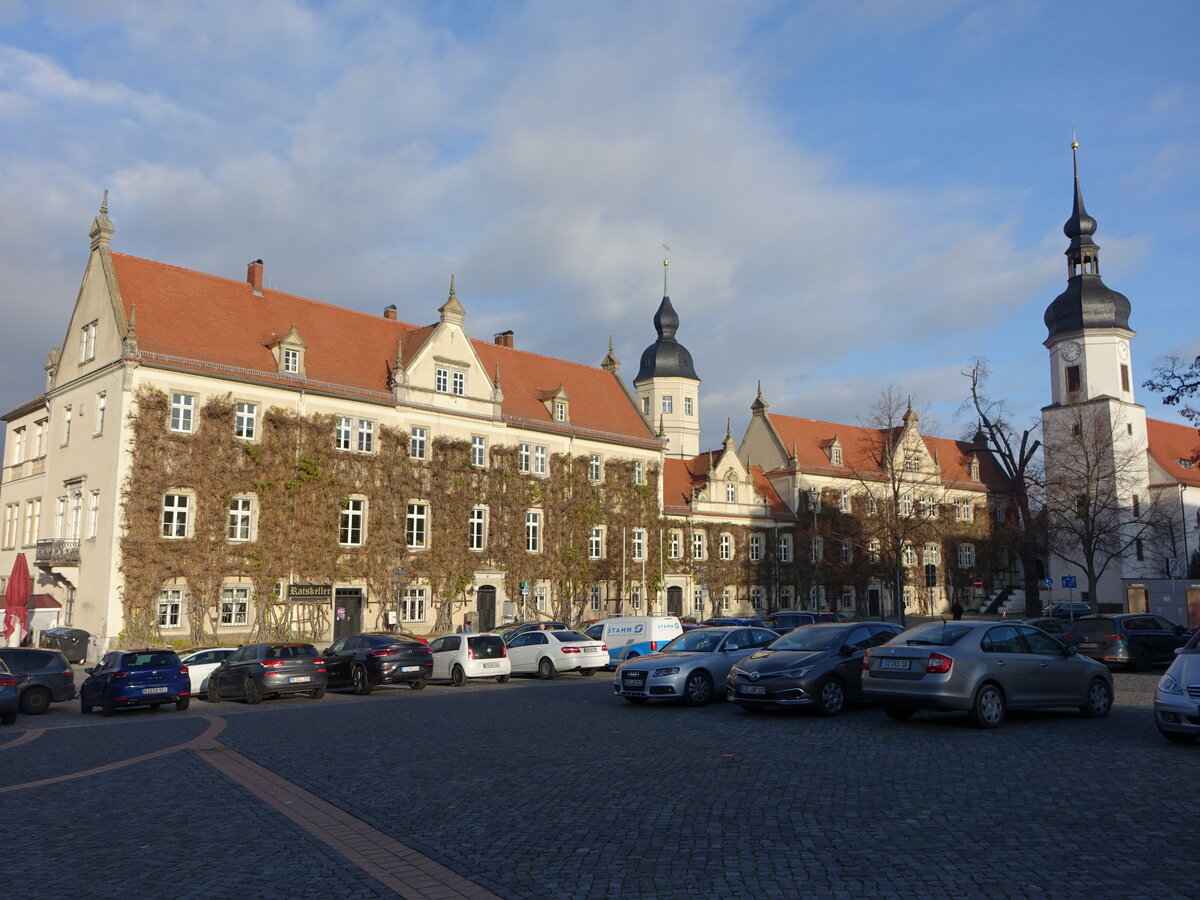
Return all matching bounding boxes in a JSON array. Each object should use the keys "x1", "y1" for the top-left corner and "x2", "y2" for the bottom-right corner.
[
  {"x1": 666, "y1": 586, "x2": 683, "y2": 617},
  {"x1": 476, "y1": 585, "x2": 497, "y2": 631},
  {"x1": 333, "y1": 588, "x2": 363, "y2": 641}
]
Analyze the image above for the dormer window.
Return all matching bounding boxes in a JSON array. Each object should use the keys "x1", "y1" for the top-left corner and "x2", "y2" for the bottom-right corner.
[
  {"x1": 555, "y1": 401, "x2": 567, "y2": 422},
  {"x1": 831, "y1": 447, "x2": 842, "y2": 466},
  {"x1": 271, "y1": 324, "x2": 306, "y2": 376},
  {"x1": 969, "y1": 458, "x2": 980, "y2": 481},
  {"x1": 282, "y1": 348, "x2": 299, "y2": 373}
]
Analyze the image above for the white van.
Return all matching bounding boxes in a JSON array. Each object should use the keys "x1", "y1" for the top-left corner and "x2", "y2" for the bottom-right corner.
[{"x1": 584, "y1": 616, "x2": 684, "y2": 665}]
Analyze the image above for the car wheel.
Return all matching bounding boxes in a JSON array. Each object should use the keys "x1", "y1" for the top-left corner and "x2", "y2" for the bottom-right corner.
[
  {"x1": 537, "y1": 657, "x2": 557, "y2": 680},
  {"x1": 682, "y1": 671, "x2": 713, "y2": 707},
  {"x1": 496, "y1": 673, "x2": 511, "y2": 684},
  {"x1": 579, "y1": 667, "x2": 596, "y2": 677},
  {"x1": 1158, "y1": 727, "x2": 1197, "y2": 744},
  {"x1": 451, "y1": 665, "x2": 467, "y2": 686},
  {"x1": 101, "y1": 694, "x2": 116, "y2": 717},
  {"x1": 1079, "y1": 678, "x2": 1112, "y2": 718},
  {"x1": 624, "y1": 696, "x2": 648, "y2": 704},
  {"x1": 243, "y1": 678, "x2": 262, "y2": 705},
  {"x1": 206, "y1": 680, "x2": 221, "y2": 704},
  {"x1": 0, "y1": 711, "x2": 15, "y2": 725},
  {"x1": 80, "y1": 696, "x2": 92, "y2": 714},
  {"x1": 351, "y1": 665, "x2": 372, "y2": 695},
  {"x1": 968, "y1": 683, "x2": 1005, "y2": 729},
  {"x1": 176, "y1": 696, "x2": 190, "y2": 712},
  {"x1": 409, "y1": 679, "x2": 427, "y2": 691},
  {"x1": 883, "y1": 705, "x2": 915, "y2": 721},
  {"x1": 816, "y1": 677, "x2": 846, "y2": 717},
  {"x1": 19, "y1": 686, "x2": 52, "y2": 716},
  {"x1": 1133, "y1": 648, "x2": 1154, "y2": 672},
  {"x1": 309, "y1": 686, "x2": 326, "y2": 700}
]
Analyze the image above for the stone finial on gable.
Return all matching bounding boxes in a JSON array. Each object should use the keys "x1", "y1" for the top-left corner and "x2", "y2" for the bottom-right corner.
[
  {"x1": 439, "y1": 274, "x2": 466, "y2": 325},
  {"x1": 90, "y1": 190, "x2": 115, "y2": 251},
  {"x1": 601, "y1": 336, "x2": 620, "y2": 373},
  {"x1": 122, "y1": 304, "x2": 140, "y2": 356}
]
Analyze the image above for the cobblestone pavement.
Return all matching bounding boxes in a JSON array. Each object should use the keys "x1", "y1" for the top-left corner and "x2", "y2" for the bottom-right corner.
[{"x1": 1, "y1": 671, "x2": 1195, "y2": 899}]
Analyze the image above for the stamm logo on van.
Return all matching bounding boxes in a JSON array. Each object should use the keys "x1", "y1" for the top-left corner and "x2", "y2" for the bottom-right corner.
[{"x1": 608, "y1": 625, "x2": 646, "y2": 635}]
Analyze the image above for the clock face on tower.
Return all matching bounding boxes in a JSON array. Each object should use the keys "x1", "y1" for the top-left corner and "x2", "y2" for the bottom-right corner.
[
  {"x1": 1118, "y1": 341, "x2": 1129, "y2": 360},
  {"x1": 1061, "y1": 341, "x2": 1082, "y2": 362}
]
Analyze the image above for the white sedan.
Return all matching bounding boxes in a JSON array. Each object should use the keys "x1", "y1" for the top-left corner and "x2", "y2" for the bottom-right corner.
[
  {"x1": 507, "y1": 630, "x2": 608, "y2": 679},
  {"x1": 178, "y1": 647, "x2": 237, "y2": 695}
]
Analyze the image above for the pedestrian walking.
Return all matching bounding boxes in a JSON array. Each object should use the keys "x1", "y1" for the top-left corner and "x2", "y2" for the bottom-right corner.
[{"x1": 951, "y1": 600, "x2": 964, "y2": 621}]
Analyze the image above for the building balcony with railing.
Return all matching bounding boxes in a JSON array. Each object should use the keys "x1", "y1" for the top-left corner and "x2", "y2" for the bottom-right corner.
[{"x1": 36, "y1": 538, "x2": 80, "y2": 566}]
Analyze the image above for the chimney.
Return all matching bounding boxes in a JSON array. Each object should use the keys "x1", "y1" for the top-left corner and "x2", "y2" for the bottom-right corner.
[
  {"x1": 494, "y1": 330, "x2": 514, "y2": 348},
  {"x1": 383, "y1": 305, "x2": 397, "y2": 320},
  {"x1": 247, "y1": 259, "x2": 264, "y2": 296}
]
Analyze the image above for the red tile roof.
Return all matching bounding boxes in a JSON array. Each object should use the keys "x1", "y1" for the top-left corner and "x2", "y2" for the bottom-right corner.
[
  {"x1": 1147, "y1": 417, "x2": 1200, "y2": 488},
  {"x1": 662, "y1": 455, "x2": 793, "y2": 519},
  {"x1": 0, "y1": 593, "x2": 60, "y2": 610},
  {"x1": 762, "y1": 414, "x2": 1008, "y2": 491},
  {"x1": 109, "y1": 253, "x2": 656, "y2": 447}
]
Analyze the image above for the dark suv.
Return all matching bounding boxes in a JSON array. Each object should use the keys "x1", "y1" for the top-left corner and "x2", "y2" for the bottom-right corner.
[
  {"x1": 763, "y1": 611, "x2": 843, "y2": 634},
  {"x1": 206, "y1": 642, "x2": 327, "y2": 704},
  {"x1": 1063, "y1": 614, "x2": 1191, "y2": 670},
  {"x1": 0, "y1": 648, "x2": 76, "y2": 715}
]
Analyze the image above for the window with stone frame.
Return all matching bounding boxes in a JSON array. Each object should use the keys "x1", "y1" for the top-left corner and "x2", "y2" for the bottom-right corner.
[
  {"x1": 410, "y1": 427, "x2": 427, "y2": 460},
  {"x1": 525, "y1": 510, "x2": 542, "y2": 553},
  {"x1": 227, "y1": 496, "x2": 254, "y2": 542},
  {"x1": 589, "y1": 526, "x2": 605, "y2": 559},
  {"x1": 162, "y1": 493, "x2": 191, "y2": 538},
  {"x1": 169, "y1": 393, "x2": 195, "y2": 433},
  {"x1": 631, "y1": 528, "x2": 646, "y2": 561},
  {"x1": 749, "y1": 534, "x2": 764, "y2": 562},
  {"x1": 589, "y1": 453, "x2": 602, "y2": 481},
  {"x1": 220, "y1": 586, "x2": 250, "y2": 627},
  {"x1": 234, "y1": 402, "x2": 257, "y2": 440},
  {"x1": 158, "y1": 588, "x2": 183, "y2": 628},
  {"x1": 471, "y1": 436, "x2": 486, "y2": 467},
  {"x1": 406, "y1": 503, "x2": 428, "y2": 549},
  {"x1": 469, "y1": 507, "x2": 486, "y2": 551},
  {"x1": 719, "y1": 534, "x2": 732, "y2": 561},
  {"x1": 340, "y1": 498, "x2": 365, "y2": 546},
  {"x1": 335, "y1": 416, "x2": 352, "y2": 450},
  {"x1": 778, "y1": 534, "x2": 792, "y2": 563},
  {"x1": 402, "y1": 587, "x2": 427, "y2": 622},
  {"x1": 692, "y1": 530, "x2": 706, "y2": 559},
  {"x1": 958, "y1": 543, "x2": 975, "y2": 568}
]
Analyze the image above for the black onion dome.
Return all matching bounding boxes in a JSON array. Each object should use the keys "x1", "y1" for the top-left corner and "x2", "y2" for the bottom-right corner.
[
  {"x1": 634, "y1": 296, "x2": 700, "y2": 383},
  {"x1": 1045, "y1": 276, "x2": 1131, "y2": 336}
]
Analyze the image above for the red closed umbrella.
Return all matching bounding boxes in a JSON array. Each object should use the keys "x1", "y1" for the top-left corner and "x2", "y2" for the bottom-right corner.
[{"x1": 2, "y1": 553, "x2": 32, "y2": 644}]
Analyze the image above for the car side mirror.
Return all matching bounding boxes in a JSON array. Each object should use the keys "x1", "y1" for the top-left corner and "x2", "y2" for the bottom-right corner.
[
  {"x1": 1175, "y1": 647, "x2": 1184, "y2": 656},
  {"x1": 322, "y1": 648, "x2": 332, "y2": 655},
  {"x1": 84, "y1": 667, "x2": 94, "y2": 675},
  {"x1": 1063, "y1": 645, "x2": 1077, "y2": 657}
]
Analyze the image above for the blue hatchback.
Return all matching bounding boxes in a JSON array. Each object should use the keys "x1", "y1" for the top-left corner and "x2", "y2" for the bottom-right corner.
[{"x1": 80, "y1": 649, "x2": 191, "y2": 716}]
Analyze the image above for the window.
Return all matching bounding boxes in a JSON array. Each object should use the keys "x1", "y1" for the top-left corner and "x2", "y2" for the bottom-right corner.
[
  {"x1": 589, "y1": 454, "x2": 602, "y2": 481},
  {"x1": 471, "y1": 436, "x2": 487, "y2": 467},
  {"x1": 452, "y1": 370, "x2": 466, "y2": 396},
  {"x1": 831, "y1": 447, "x2": 842, "y2": 466},
  {"x1": 171, "y1": 396, "x2": 196, "y2": 434},
  {"x1": 235, "y1": 402, "x2": 257, "y2": 440},
  {"x1": 1120, "y1": 365, "x2": 1130, "y2": 392},
  {"x1": 88, "y1": 490, "x2": 100, "y2": 540},
  {"x1": 956, "y1": 498, "x2": 973, "y2": 521},
  {"x1": 68, "y1": 487, "x2": 83, "y2": 539},
  {"x1": 868, "y1": 539, "x2": 880, "y2": 564},
  {"x1": 526, "y1": 510, "x2": 541, "y2": 553},
  {"x1": 340, "y1": 498, "x2": 365, "y2": 546},
  {"x1": 1132, "y1": 495, "x2": 1141, "y2": 517},
  {"x1": 969, "y1": 458, "x2": 980, "y2": 480},
  {"x1": 692, "y1": 530, "x2": 706, "y2": 560},
  {"x1": 79, "y1": 320, "x2": 98, "y2": 363},
  {"x1": 555, "y1": 401, "x2": 566, "y2": 421},
  {"x1": 534, "y1": 445, "x2": 547, "y2": 475},
  {"x1": 1066, "y1": 365, "x2": 1081, "y2": 394},
  {"x1": 867, "y1": 494, "x2": 878, "y2": 515},
  {"x1": 631, "y1": 529, "x2": 646, "y2": 561},
  {"x1": 924, "y1": 543, "x2": 940, "y2": 565},
  {"x1": 726, "y1": 482, "x2": 736, "y2": 502},
  {"x1": 720, "y1": 588, "x2": 731, "y2": 612},
  {"x1": 719, "y1": 534, "x2": 732, "y2": 561},
  {"x1": 693, "y1": 588, "x2": 704, "y2": 614},
  {"x1": 519, "y1": 443, "x2": 531, "y2": 473},
  {"x1": 905, "y1": 452, "x2": 922, "y2": 472},
  {"x1": 62, "y1": 405, "x2": 72, "y2": 445},
  {"x1": 750, "y1": 534, "x2": 763, "y2": 562},
  {"x1": 435, "y1": 367, "x2": 449, "y2": 393},
  {"x1": 919, "y1": 496, "x2": 937, "y2": 518},
  {"x1": 684, "y1": 396, "x2": 693, "y2": 416},
  {"x1": 54, "y1": 496, "x2": 66, "y2": 539},
  {"x1": 667, "y1": 530, "x2": 681, "y2": 559},
  {"x1": 410, "y1": 427, "x2": 427, "y2": 460},
  {"x1": 958, "y1": 543, "x2": 975, "y2": 568},
  {"x1": 642, "y1": 397, "x2": 650, "y2": 415},
  {"x1": 633, "y1": 461, "x2": 645, "y2": 485},
  {"x1": 2, "y1": 504, "x2": 17, "y2": 549},
  {"x1": 11, "y1": 427, "x2": 24, "y2": 464},
  {"x1": 357, "y1": 419, "x2": 374, "y2": 453},
  {"x1": 631, "y1": 586, "x2": 642, "y2": 611},
  {"x1": 778, "y1": 534, "x2": 792, "y2": 563},
  {"x1": 162, "y1": 493, "x2": 190, "y2": 538},
  {"x1": 588, "y1": 526, "x2": 605, "y2": 559},
  {"x1": 227, "y1": 497, "x2": 253, "y2": 542},
  {"x1": 994, "y1": 503, "x2": 1006, "y2": 524},
  {"x1": 661, "y1": 396, "x2": 673, "y2": 414},
  {"x1": 591, "y1": 586, "x2": 602, "y2": 612},
  {"x1": 839, "y1": 489, "x2": 850, "y2": 513},
  {"x1": 1135, "y1": 538, "x2": 1144, "y2": 561},
  {"x1": 220, "y1": 587, "x2": 250, "y2": 627},
  {"x1": 94, "y1": 392, "x2": 107, "y2": 435},
  {"x1": 840, "y1": 541, "x2": 852, "y2": 564},
  {"x1": 406, "y1": 503, "x2": 428, "y2": 549},
  {"x1": 810, "y1": 536, "x2": 823, "y2": 563},
  {"x1": 534, "y1": 585, "x2": 548, "y2": 613},
  {"x1": 469, "y1": 508, "x2": 487, "y2": 551},
  {"x1": 335, "y1": 416, "x2": 352, "y2": 450},
  {"x1": 899, "y1": 494, "x2": 914, "y2": 517},
  {"x1": 402, "y1": 587, "x2": 427, "y2": 623},
  {"x1": 158, "y1": 588, "x2": 183, "y2": 628},
  {"x1": 23, "y1": 499, "x2": 40, "y2": 546},
  {"x1": 902, "y1": 543, "x2": 916, "y2": 566},
  {"x1": 282, "y1": 348, "x2": 300, "y2": 373},
  {"x1": 779, "y1": 586, "x2": 793, "y2": 608},
  {"x1": 750, "y1": 587, "x2": 764, "y2": 608}
]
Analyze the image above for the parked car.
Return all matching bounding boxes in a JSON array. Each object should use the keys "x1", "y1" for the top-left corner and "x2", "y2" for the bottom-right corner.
[
  {"x1": 427, "y1": 633, "x2": 511, "y2": 685},
  {"x1": 700, "y1": 616, "x2": 768, "y2": 628},
  {"x1": 0, "y1": 658, "x2": 18, "y2": 725},
  {"x1": 862, "y1": 620, "x2": 1113, "y2": 729},
  {"x1": 497, "y1": 621, "x2": 569, "y2": 641},
  {"x1": 584, "y1": 615, "x2": 684, "y2": 665},
  {"x1": 1063, "y1": 614, "x2": 1191, "y2": 670},
  {"x1": 1042, "y1": 601, "x2": 1095, "y2": 620},
  {"x1": 727, "y1": 622, "x2": 903, "y2": 715},
  {"x1": 762, "y1": 611, "x2": 843, "y2": 634},
  {"x1": 80, "y1": 649, "x2": 191, "y2": 716},
  {"x1": 1017, "y1": 617, "x2": 1070, "y2": 637},
  {"x1": 205, "y1": 643, "x2": 327, "y2": 704},
  {"x1": 0, "y1": 647, "x2": 76, "y2": 715},
  {"x1": 507, "y1": 629, "x2": 607, "y2": 679},
  {"x1": 177, "y1": 647, "x2": 237, "y2": 695},
  {"x1": 1154, "y1": 629, "x2": 1200, "y2": 744},
  {"x1": 613, "y1": 626, "x2": 777, "y2": 706},
  {"x1": 322, "y1": 632, "x2": 434, "y2": 693}
]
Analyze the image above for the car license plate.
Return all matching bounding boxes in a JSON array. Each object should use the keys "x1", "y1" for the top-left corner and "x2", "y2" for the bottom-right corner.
[
  {"x1": 142, "y1": 686, "x2": 169, "y2": 694},
  {"x1": 879, "y1": 658, "x2": 911, "y2": 670},
  {"x1": 288, "y1": 676, "x2": 310, "y2": 684},
  {"x1": 1078, "y1": 642, "x2": 1099, "y2": 649},
  {"x1": 624, "y1": 679, "x2": 644, "y2": 688},
  {"x1": 741, "y1": 685, "x2": 766, "y2": 695},
  {"x1": 483, "y1": 662, "x2": 499, "y2": 669},
  {"x1": 401, "y1": 666, "x2": 420, "y2": 672}
]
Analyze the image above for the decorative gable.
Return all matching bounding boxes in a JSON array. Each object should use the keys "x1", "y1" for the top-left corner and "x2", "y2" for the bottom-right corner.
[{"x1": 268, "y1": 324, "x2": 307, "y2": 376}]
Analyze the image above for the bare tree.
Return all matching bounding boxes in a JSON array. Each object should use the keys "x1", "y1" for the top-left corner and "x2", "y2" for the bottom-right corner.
[
  {"x1": 1144, "y1": 354, "x2": 1200, "y2": 448},
  {"x1": 1042, "y1": 404, "x2": 1157, "y2": 604},
  {"x1": 965, "y1": 361, "x2": 1044, "y2": 616}
]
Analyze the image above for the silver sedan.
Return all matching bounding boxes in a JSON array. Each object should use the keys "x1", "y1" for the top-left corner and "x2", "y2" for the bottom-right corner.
[
  {"x1": 613, "y1": 626, "x2": 778, "y2": 706},
  {"x1": 1154, "y1": 629, "x2": 1200, "y2": 744},
  {"x1": 862, "y1": 620, "x2": 1113, "y2": 729}
]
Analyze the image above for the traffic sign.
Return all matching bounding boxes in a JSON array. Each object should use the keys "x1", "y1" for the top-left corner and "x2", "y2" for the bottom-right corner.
[
  {"x1": 1062, "y1": 575, "x2": 1077, "y2": 589},
  {"x1": 972, "y1": 577, "x2": 983, "y2": 589},
  {"x1": 1043, "y1": 578, "x2": 1053, "y2": 588}
]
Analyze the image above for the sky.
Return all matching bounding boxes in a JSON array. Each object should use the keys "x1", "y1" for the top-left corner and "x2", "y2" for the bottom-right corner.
[{"x1": 1, "y1": 0, "x2": 1197, "y2": 452}]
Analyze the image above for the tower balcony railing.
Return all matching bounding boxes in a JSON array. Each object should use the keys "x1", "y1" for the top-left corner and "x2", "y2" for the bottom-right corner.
[{"x1": 36, "y1": 539, "x2": 80, "y2": 566}]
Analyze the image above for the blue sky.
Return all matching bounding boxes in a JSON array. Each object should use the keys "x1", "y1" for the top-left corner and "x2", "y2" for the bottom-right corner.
[{"x1": 1, "y1": 0, "x2": 1197, "y2": 449}]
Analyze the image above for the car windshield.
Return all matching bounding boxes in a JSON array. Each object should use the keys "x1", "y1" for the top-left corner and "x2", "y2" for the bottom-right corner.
[
  {"x1": 662, "y1": 631, "x2": 726, "y2": 653},
  {"x1": 265, "y1": 644, "x2": 318, "y2": 659},
  {"x1": 890, "y1": 623, "x2": 971, "y2": 647},
  {"x1": 768, "y1": 628, "x2": 843, "y2": 652}
]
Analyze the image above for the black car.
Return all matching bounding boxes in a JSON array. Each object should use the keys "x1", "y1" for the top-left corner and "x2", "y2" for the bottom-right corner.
[
  {"x1": 1042, "y1": 601, "x2": 1095, "y2": 620},
  {"x1": 0, "y1": 647, "x2": 76, "y2": 715},
  {"x1": 701, "y1": 617, "x2": 768, "y2": 628},
  {"x1": 1017, "y1": 617, "x2": 1071, "y2": 637},
  {"x1": 1063, "y1": 614, "x2": 1191, "y2": 671},
  {"x1": 727, "y1": 621, "x2": 902, "y2": 715},
  {"x1": 80, "y1": 649, "x2": 190, "y2": 716},
  {"x1": 322, "y1": 632, "x2": 434, "y2": 693},
  {"x1": 206, "y1": 642, "x2": 327, "y2": 704},
  {"x1": 763, "y1": 611, "x2": 843, "y2": 634}
]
